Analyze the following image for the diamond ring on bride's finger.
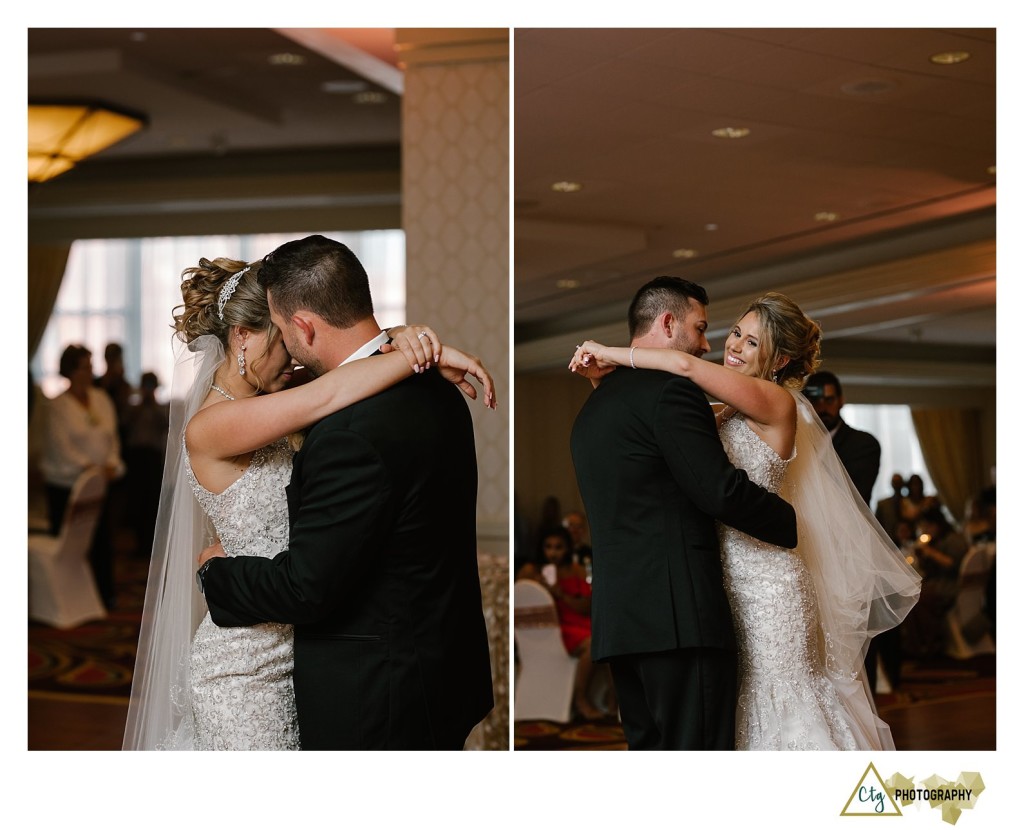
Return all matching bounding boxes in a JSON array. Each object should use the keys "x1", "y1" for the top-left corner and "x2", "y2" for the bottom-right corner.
[{"x1": 417, "y1": 331, "x2": 428, "y2": 340}]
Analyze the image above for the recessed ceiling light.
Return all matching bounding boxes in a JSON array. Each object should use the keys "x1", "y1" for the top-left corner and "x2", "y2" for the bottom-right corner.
[
  {"x1": 268, "y1": 53, "x2": 306, "y2": 66},
  {"x1": 711, "y1": 127, "x2": 750, "y2": 139},
  {"x1": 322, "y1": 80, "x2": 368, "y2": 95},
  {"x1": 354, "y1": 91, "x2": 388, "y2": 105},
  {"x1": 987, "y1": 165, "x2": 996, "y2": 175},
  {"x1": 672, "y1": 248, "x2": 698, "y2": 259},
  {"x1": 930, "y1": 51, "x2": 971, "y2": 65},
  {"x1": 556, "y1": 279, "x2": 580, "y2": 289},
  {"x1": 551, "y1": 181, "x2": 583, "y2": 193},
  {"x1": 704, "y1": 223, "x2": 718, "y2": 232},
  {"x1": 815, "y1": 211, "x2": 840, "y2": 222}
]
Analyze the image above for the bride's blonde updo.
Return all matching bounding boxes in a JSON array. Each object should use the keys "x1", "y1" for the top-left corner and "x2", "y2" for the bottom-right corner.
[
  {"x1": 173, "y1": 257, "x2": 276, "y2": 347},
  {"x1": 737, "y1": 292, "x2": 822, "y2": 389}
]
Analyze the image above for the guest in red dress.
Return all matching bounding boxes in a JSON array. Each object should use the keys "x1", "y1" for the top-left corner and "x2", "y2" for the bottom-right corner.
[{"x1": 519, "y1": 526, "x2": 607, "y2": 720}]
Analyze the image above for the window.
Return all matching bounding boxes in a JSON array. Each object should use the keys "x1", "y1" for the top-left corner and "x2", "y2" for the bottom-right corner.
[
  {"x1": 842, "y1": 404, "x2": 936, "y2": 509},
  {"x1": 32, "y1": 231, "x2": 405, "y2": 400}
]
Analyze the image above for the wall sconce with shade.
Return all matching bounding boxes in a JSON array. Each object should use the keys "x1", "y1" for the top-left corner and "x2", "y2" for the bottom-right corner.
[{"x1": 28, "y1": 103, "x2": 146, "y2": 183}]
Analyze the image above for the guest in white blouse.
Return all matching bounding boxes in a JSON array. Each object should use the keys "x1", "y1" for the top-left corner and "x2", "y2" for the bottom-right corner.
[{"x1": 41, "y1": 344, "x2": 125, "y2": 606}]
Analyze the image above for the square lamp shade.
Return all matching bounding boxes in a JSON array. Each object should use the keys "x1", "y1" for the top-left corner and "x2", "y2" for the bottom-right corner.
[{"x1": 28, "y1": 104, "x2": 145, "y2": 183}]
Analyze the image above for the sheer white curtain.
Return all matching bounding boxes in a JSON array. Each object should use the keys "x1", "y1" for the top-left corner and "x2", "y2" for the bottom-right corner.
[
  {"x1": 842, "y1": 404, "x2": 935, "y2": 510},
  {"x1": 32, "y1": 231, "x2": 406, "y2": 399}
]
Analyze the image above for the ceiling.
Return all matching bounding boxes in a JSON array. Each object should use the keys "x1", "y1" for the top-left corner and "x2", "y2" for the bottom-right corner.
[
  {"x1": 28, "y1": 28, "x2": 406, "y2": 240},
  {"x1": 513, "y1": 28, "x2": 996, "y2": 392},
  {"x1": 25, "y1": 28, "x2": 999, "y2": 393},
  {"x1": 28, "y1": 28, "x2": 403, "y2": 158}
]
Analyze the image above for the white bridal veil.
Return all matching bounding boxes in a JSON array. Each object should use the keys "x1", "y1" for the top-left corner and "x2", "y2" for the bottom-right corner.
[
  {"x1": 787, "y1": 391, "x2": 922, "y2": 750},
  {"x1": 122, "y1": 335, "x2": 225, "y2": 750}
]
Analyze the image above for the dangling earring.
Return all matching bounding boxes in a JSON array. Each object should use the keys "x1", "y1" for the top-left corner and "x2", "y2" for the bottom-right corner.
[
  {"x1": 772, "y1": 368, "x2": 780, "y2": 383},
  {"x1": 238, "y1": 341, "x2": 247, "y2": 376}
]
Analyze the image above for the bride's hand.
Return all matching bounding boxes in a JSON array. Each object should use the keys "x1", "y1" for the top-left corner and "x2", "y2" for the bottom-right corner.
[
  {"x1": 382, "y1": 325, "x2": 441, "y2": 373},
  {"x1": 437, "y1": 345, "x2": 497, "y2": 409},
  {"x1": 569, "y1": 340, "x2": 618, "y2": 381}
]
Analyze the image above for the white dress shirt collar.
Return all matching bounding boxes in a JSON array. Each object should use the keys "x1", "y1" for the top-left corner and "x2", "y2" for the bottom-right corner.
[{"x1": 340, "y1": 330, "x2": 389, "y2": 366}]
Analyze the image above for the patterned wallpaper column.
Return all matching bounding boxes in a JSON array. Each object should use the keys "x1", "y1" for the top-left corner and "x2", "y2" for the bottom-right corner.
[{"x1": 398, "y1": 29, "x2": 509, "y2": 557}]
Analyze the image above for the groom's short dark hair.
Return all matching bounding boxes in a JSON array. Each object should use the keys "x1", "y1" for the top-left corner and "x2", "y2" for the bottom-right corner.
[
  {"x1": 259, "y1": 234, "x2": 373, "y2": 328},
  {"x1": 628, "y1": 276, "x2": 708, "y2": 339}
]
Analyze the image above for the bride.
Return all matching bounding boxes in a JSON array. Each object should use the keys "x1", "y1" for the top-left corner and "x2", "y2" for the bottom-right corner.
[
  {"x1": 571, "y1": 292, "x2": 920, "y2": 750},
  {"x1": 123, "y1": 256, "x2": 494, "y2": 750}
]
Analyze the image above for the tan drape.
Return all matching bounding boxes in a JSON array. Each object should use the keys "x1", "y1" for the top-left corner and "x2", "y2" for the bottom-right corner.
[
  {"x1": 28, "y1": 243, "x2": 72, "y2": 359},
  {"x1": 910, "y1": 408, "x2": 986, "y2": 523}
]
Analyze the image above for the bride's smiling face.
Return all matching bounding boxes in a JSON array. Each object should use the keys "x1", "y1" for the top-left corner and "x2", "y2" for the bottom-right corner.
[{"x1": 723, "y1": 312, "x2": 765, "y2": 377}]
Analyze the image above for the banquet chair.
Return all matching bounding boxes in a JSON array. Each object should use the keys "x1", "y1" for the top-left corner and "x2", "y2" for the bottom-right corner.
[
  {"x1": 513, "y1": 579, "x2": 577, "y2": 722},
  {"x1": 28, "y1": 468, "x2": 108, "y2": 629},
  {"x1": 945, "y1": 545, "x2": 995, "y2": 659}
]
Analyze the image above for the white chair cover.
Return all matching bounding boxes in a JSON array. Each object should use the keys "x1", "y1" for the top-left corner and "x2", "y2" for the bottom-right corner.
[
  {"x1": 513, "y1": 579, "x2": 578, "y2": 723},
  {"x1": 946, "y1": 545, "x2": 996, "y2": 659},
  {"x1": 28, "y1": 468, "x2": 108, "y2": 629}
]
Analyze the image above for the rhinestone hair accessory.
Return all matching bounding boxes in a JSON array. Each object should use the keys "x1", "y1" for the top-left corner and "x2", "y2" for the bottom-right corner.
[{"x1": 216, "y1": 265, "x2": 251, "y2": 321}]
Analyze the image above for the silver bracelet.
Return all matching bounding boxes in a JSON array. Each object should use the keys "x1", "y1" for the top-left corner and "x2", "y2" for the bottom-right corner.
[{"x1": 630, "y1": 347, "x2": 636, "y2": 369}]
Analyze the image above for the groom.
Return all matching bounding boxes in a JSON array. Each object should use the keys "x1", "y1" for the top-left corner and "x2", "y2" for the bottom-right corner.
[
  {"x1": 197, "y1": 235, "x2": 493, "y2": 749},
  {"x1": 570, "y1": 276, "x2": 797, "y2": 750}
]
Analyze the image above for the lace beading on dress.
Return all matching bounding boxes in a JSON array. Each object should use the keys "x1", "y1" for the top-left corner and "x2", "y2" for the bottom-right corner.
[
  {"x1": 183, "y1": 437, "x2": 300, "y2": 751},
  {"x1": 718, "y1": 413, "x2": 857, "y2": 750}
]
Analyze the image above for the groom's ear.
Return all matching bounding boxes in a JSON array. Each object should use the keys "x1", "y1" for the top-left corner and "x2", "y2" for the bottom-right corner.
[
  {"x1": 293, "y1": 314, "x2": 316, "y2": 346},
  {"x1": 658, "y1": 311, "x2": 675, "y2": 340}
]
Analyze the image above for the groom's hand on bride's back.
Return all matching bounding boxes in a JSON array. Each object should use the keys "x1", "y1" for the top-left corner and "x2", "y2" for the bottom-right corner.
[{"x1": 198, "y1": 541, "x2": 226, "y2": 567}]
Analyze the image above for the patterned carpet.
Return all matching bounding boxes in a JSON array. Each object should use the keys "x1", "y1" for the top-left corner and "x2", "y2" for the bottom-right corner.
[
  {"x1": 513, "y1": 653, "x2": 996, "y2": 750},
  {"x1": 515, "y1": 716, "x2": 627, "y2": 750}
]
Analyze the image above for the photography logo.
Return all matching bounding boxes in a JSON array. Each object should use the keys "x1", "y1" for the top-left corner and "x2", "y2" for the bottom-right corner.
[
  {"x1": 841, "y1": 764, "x2": 985, "y2": 824},
  {"x1": 842, "y1": 762, "x2": 902, "y2": 816}
]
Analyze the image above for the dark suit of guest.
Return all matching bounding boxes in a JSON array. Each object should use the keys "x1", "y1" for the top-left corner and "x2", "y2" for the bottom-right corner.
[
  {"x1": 874, "y1": 494, "x2": 903, "y2": 542},
  {"x1": 570, "y1": 368, "x2": 797, "y2": 750},
  {"x1": 831, "y1": 419, "x2": 881, "y2": 507},
  {"x1": 202, "y1": 368, "x2": 493, "y2": 749}
]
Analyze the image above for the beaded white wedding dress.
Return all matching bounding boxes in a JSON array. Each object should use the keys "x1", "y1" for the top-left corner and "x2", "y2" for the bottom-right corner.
[
  {"x1": 183, "y1": 437, "x2": 301, "y2": 751},
  {"x1": 718, "y1": 411, "x2": 860, "y2": 750}
]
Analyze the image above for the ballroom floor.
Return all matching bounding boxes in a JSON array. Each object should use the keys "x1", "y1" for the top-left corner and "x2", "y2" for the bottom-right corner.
[
  {"x1": 28, "y1": 550, "x2": 994, "y2": 751},
  {"x1": 28, "y1": 546, "x2": 513, "y2": 751},
  {"x1": 513, "y1": 653, "x2": 996, "y2": 751}
]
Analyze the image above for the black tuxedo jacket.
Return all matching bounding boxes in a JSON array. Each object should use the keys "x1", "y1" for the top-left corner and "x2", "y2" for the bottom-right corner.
[
  {"x1": 203, "y1": 368, "x2": 493, "y2": 749},
  {"x1": 831, "y1": 419, "x2": 881, "y2": 507},
  {"x1": 570, "y1": 368, "x2": 798, "y2": 663}
]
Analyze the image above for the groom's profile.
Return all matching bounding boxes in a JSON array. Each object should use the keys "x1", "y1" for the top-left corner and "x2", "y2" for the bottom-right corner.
[
  {"x1": 197, "y1": 234, "x2": 493, "y2": 749},
  {"x1": 570, "y1": 276, "x2": 797, "y2": 750}
]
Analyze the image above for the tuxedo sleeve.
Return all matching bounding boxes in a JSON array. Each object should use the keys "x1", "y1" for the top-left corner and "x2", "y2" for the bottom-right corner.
[
  {"x1": 202, "y1": 424, "x2": 389, "y2": 627},
  {"x1": 654, "y1": 377, "x2": 798, "y2": 549}
]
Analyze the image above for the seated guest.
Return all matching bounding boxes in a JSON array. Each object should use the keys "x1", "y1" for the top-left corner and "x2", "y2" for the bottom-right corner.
[
  {"x1": 41, "y1": 344, "x2": 126, "y2": 607},
  {"x1": 964, "y1": 486, "x2": 996, "y2": 547},
  {"x1": 901, "y1": 473, "x2": 939, "y2": 527},
  {"x1": 518, "y1": 526, "x2": 606, "y2": 720},
  {"x1": 562, "y1": 510, "x2": 593, "y2": 566},
  {"x1": 903, "y1": 506, "x2": 969, "y2": 657}
]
